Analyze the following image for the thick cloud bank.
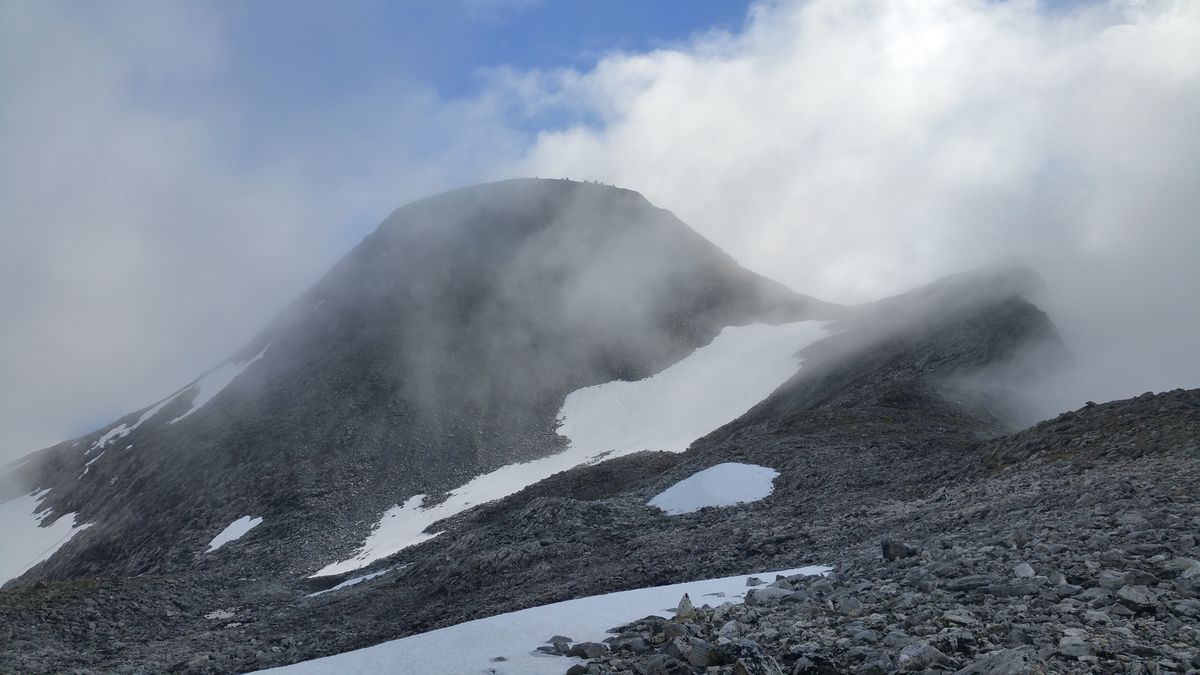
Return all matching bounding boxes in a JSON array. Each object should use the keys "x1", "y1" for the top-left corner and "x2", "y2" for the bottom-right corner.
[
  {"x1": 0, "y1": 2, "x2": 519, "y2": 460},
  {"x1": 1, "y1": 0, "x2": 1196, "y2": 461},
  {"x1": 513, "y1": 0, "x2": 1200, "y2": 415}
]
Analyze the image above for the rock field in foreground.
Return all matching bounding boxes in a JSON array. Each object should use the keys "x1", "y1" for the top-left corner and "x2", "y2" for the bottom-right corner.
[{"x1": 545, "y1": 391, "x2": 1200, "y2": 674}]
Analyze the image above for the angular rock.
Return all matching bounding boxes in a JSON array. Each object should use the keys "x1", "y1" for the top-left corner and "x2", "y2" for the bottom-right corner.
[
  {"x1": 566, "y1": 642, "x2": 610, "y2": 659},
  {"x1": 897, "y1": 642, "x2": 950, "y2": 671},
  {"x1": 610, "y1": 636, "x2": 649, "y2": 653},
  {"x1": 1096, "y1": 570, "x2": 1126, "y2": 590},
  {"x1": 720, "y1": 639, "x2": 784, "y2": 675},
  {"x1": 1161, "y1": 557, "x2": 1200, "y2": 579},
  {"x1": 746, "y1": 586, "x2": 792, "y2": 605},
  {"x1": 883, "y1": 539, "x2": 919, "y2": 562},
  {"x1": 1116, "y1": 585, "x2": 1161, "y2": 611},
  {"x1": 944, "y1": 575, "x2": 996, "y2": 592},
  {"x1": 640, "y1": 654, "x2": 691, "y2": 675},
  {"x1": 550, "y1": 636, "x2": 573, "y2": 654},
  {"x1": 665, "y1": 636, "x2": 718, "y2": 668},
  {"x1": 675, "y1": 593, "x2": 697, "y2": 622},
  {"x1": 955, "y1": 647, "x2": 1047, "y2": 674},
  {"x1": 1057, "y1": 636, "x2": 1095, "y2": 658},
  {"x1": 832, "y1": 594, "x2": 865, "y2": 616}
]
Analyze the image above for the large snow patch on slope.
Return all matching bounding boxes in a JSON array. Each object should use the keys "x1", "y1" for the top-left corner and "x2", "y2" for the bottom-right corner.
[
  {"x1": 649, "y1": 462, "x2": 779, "y2": 515},
  {"x1": 314, "y1": 320, "x2": 829, "y2": 577},
  {"x1": 258, "y1": 565, "x2": 828, "y2": 675},
  {"x1": 0, "y1": 490, "x2": 91, "y2": 584}
]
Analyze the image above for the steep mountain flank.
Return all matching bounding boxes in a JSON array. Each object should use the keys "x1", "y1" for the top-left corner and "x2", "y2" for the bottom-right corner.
[{"x1": 2, "y1": 179, "x2": 835, "y2": 585}]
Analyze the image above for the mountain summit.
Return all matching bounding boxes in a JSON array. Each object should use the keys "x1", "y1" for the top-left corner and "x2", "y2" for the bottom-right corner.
[{"x1": 2, "y1": 179, "x2": 836, "y2": 584}]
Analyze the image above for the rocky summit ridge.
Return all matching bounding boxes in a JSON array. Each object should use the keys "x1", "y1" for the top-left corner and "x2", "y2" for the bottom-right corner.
[{"x1": 0, "y1": 179, "x2": 1195, "y2": 674}]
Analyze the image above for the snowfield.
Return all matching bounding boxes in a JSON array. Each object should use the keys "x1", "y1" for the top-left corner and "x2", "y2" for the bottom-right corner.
[
  {"x1": 257, "y1": 565, "x2": 829, "y2": 675},
  {"x1": 207, "y1": 515, "x2": 264, "y2": 552},
  {"x1": 0, "y1": 490, "x2": 91, "y2": 584},
  {"x1": 649, "y1": 462, "x2": 780, "y2": 515},
  {"x1": 313, "y1": 320, "x2": 830, "y2": 577}
]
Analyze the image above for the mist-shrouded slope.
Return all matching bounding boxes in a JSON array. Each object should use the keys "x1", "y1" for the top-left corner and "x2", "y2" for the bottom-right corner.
[
  {"x1": 0, "y1": 178, "x2": 838, "y2": 585},
  {"x1": 0, "y1": 179, "x2": 1133, "y2": 673}
]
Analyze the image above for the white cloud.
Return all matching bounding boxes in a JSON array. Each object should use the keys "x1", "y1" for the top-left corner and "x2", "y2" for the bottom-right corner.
[
  {"x1": 0, "y1": 2, "x2": 518, "y2": 461},
  {"x1": 509, "y1": 0, "x2": 1200, "y2": 412}
]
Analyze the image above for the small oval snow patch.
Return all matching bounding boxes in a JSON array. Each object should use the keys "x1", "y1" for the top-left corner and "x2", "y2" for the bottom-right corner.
[
  {"x1": 648, "y1": 463, "x2": 779, "y2": 515},
  {"x1": 207, "y1": 515, "x2": 263, "y2": 552}
]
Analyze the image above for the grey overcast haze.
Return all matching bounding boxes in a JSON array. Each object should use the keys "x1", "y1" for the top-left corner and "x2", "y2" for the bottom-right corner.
[{"x1": 1, "y1": 0, "x2": 1198, "y2": 464}]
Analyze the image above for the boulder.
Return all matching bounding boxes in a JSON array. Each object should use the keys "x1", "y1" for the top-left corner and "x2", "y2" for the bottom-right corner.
[
  {"x1": 665, "y1": 636, "x2": 718, "y2": 668},
  {"x1": 566, "y1": 642, "x2": 609, "y2": 659},
  {"x1": 1057, "y1": 636, "x2": 1095, "y2": 658},
  {"x1": 674, "y1": 594, "x2": 697, "y2": 622},
  {"x1": 1117, "y1": 585, "x2": 1161, "y2": 611},
  {"x1": 883, "y1": 540, "x2": 919, "y2": 561},
  {"x1": 640, "y1": 654, "x2": 691, "y2": 675},
  {"x1": 897, "y1": 642, "x2": 950, "y2": 671}
]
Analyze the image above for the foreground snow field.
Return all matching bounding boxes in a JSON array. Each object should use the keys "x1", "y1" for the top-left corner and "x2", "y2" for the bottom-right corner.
[
  {"x1": 314, "y1": 320, "x2": 831, "y2": 577},
  {"x1": 0, "y1": 490, "x2": 90, "y2": 585},
  {"x1": 258, "y1": 565, "x2": 829, "y2": 675}
]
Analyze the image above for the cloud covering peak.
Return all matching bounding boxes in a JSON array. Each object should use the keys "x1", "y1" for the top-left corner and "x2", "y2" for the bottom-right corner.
[
  {"x1": 511, "y1": 0, "x2": 1200, "y2": 414},
  {"x1": 1, "y1": 0, "x2": 1197, "y2": 460}
]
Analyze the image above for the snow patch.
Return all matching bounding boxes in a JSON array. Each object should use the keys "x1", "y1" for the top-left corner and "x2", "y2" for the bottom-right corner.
[
  {"x1": 88, "y1": 388, "x2": 188, "y2": 453},
  {"x1": 170, "y1": 344, "x2": 270, "y2": 424},
  {"x1": 313, "y1": 321, "x2": 830, "y2": 577},
  {"x1": 78, "y1": 451, "x2": 107, "y2": 479},
  {"x1": 256, "y1": 565, "x2": 828, "y2": 675},
  {"x1": 207, "y1": 516, "x2": 263, "y2": 552},
  {"x1": 0, "y1": 491, "x2": 92, "y2": 584},
  {"x1": 649, "y1": 462, "x2": 780, "y2": 515},
  {"x1": 307, "y1": 566, "x2": 401, "y2": 598},
  {"x1": 205, "y1": 608, "x2": 238, "y2": 620}
]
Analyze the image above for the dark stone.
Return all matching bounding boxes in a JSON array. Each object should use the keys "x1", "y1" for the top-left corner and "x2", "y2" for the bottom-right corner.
[
  {"x1": 566, "y1": 642, "x2": 610, "y2": 659},
  {"x1": 883, "y1": 540, "x2": 919, "y2": 561}
]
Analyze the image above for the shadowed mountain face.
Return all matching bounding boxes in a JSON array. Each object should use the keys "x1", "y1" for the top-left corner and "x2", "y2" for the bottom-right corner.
[{"x1": 3, "y1": 179, "x2": 837, "y2": 582}]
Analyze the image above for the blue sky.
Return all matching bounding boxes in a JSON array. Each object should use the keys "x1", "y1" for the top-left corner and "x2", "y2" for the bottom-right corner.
[{"x1": 221, "y1": 1, "x2": 752, "y2": 100}]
